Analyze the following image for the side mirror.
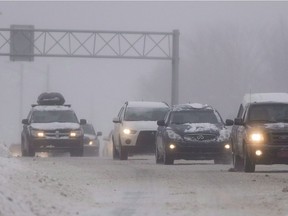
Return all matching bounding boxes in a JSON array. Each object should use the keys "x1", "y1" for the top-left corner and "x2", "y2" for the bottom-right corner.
[
  {"x1": 234, "y1": 118, "x2": 244, "y2": 126},
  {"x1": 113, "y1": 117, "x2": 121, "y2": 123},
  {"x1": 157, "y1": 120, "x2": 166, "y2": 126},
  {"x1": 225, "y1": 119, "x2": 234, "y2": 126},
  {"x1": 97, "y1": 131, "x2": 102, "y2": 136},
  {"x1": 80, "y1": 119, "x2": 87, "y2": 125},
  {"x1": 22, "y1": 119, "x2": 29, "y2": 125}
]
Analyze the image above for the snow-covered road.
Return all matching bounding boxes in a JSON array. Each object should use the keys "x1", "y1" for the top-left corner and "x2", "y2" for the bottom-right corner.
[{"x1": 1, "y1": 145, "x2": 288, "y2": 216}]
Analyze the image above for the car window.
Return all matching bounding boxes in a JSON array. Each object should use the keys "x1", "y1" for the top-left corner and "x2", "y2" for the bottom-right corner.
[
  {"x1": 31, "y1": 110, "x2": 79, "y2": 123},
  {"x1": 82, "y1": 124, "x2": 96, "y2": 135},
  {"x1": 124, "y1": 107, "x2": 169, "y2": 121},
  {"x1": 169, "y1": 110, "x2": 220, "y2": 124},
  {"x1": 248, "y1": 104, "x2": 288, "y2": 122}
]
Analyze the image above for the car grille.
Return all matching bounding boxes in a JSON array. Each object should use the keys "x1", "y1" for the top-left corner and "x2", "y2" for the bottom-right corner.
[
  {"x1": 44, "y1": 129, "x2": 71, "y2": 138},
  {"x1": 184, "y1": 133, "x2": 217, "y2": 141},
  {"x1": 270, "y1": 132, "x2": 288, "y2": 145}
]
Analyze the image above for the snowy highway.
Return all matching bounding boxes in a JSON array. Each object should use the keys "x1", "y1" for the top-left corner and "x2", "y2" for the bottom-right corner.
[{"x1": 1, "y1": 145, "x2": 288, "y2": 216}]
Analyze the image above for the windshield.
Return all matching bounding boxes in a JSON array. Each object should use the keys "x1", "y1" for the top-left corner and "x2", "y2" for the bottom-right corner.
[
  {"x1": 82, "y1": 124, "x2": 96, "y2": 135},
  {"x1": 124, "y1": 107, "x2": 169, "y2": 121},
  {"x1": 248, "y1": 103, "x2": 288, "y2": 123},
  {"x1": 169, "y1": 110, "x2": 221, "y2": 124},
  {"x1": 31, "y1": 110, "x2": 79, "y2": 123}
]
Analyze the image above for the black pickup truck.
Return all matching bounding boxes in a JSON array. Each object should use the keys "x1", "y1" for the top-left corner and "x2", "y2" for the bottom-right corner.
[{"x1": 226, "y1": 93, "x2": 288, "y2": 172}]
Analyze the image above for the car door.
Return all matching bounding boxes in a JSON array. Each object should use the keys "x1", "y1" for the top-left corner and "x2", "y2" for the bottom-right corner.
[
  {"x1": 236, "y1": 107, "x2": 249, "y2": 157},
  {"x1": 231, "y1": 104, "x2": 244, "y2": 154}
]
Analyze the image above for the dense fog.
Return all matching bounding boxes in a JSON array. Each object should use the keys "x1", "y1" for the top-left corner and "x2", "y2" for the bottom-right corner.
[{"x1": 0, "y1": 1, "x2": 288, "y2": 144}]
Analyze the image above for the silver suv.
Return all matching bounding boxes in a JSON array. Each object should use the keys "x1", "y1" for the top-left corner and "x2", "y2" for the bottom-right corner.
[{"x1": 112, "y1": 101, "x2": 169, "y2": 160}]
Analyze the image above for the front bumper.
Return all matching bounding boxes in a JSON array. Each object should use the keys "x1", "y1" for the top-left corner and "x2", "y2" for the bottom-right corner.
[
  {"x1": 121, "y1": 130, "x2": 157, "y2": 154},
  {"x1": 30, "y1": 137, "x2": 83, "y2": 152},
  {"x1": 248, "y1": 144, "x2": 288, "y2": 164},
  {"x1": 165, "y1": 140, "x2": 231, "y2": 160}
]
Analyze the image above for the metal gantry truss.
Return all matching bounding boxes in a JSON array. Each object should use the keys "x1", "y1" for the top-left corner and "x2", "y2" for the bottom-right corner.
[
  {"x1": 0, "y1": 28, "x2": 174, "y2": 60},
  {"x1": 0, "y1": 27, "x2": 179, "y2": 105}
]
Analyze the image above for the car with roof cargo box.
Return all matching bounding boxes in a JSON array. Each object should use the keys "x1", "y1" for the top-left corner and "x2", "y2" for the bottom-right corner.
[
  {"x1": 112, "y1": 101, "x2": 170, "y2": 160},
  {"x1": 226, "y1": 92, "x2": 288, "y2": 172},
  {"x1": 21, "y1": 92, "x2": 87, "y2": 157},
  {"x1": 155, "y1": 103, "x2": 232, "y2": 165}
]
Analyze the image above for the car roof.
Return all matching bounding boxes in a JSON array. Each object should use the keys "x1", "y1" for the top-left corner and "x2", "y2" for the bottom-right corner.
[
  {"x1": 242, "y1": 93, "x2": 288, "y2": 107},
  {"x1": 172, "y1": 103, "x2": 214, "y2": 111},
  {"x1": 31, "y1": 105, "x2": 73, "y2": 111},
  {"x1": 126, "y1": 101, "x2": 169, "y2": 108}
]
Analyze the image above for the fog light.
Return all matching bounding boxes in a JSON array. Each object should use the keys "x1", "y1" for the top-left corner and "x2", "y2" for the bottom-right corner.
[
  {"x1": 255, "y1": 150, "x2": 262, "y2": 156},
  {"x1": 125, "y1": 139, "x2": 131, "y2": 144},
  {"x1": 224, "y1": 144, "x2": 230, "y2": 149},
  {"x1": 169, "y1": 144, "x2": 176, "y2": 150}
]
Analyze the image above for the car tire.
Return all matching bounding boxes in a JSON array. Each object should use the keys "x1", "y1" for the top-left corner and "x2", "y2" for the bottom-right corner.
[
  {"x1": 70, "y1": 148, "x2": 83, "y2": 157},
  {"x1": 21, "y1": 139, "x2": 28, "y2": 157},
  {"x1": 27, "y1": 142, "x2": 35, "y2": 157},
  {"x1": 155, "y1": 145, "x2": 163, "y2": 164},
  {"x1": 163, "y1": 148, "x2": 174, "y2": 165},
  {"x1": 233, "y1": 153, "x2": 244, "y2": 171},
  {"x1": 243, "y1": 144, "x2": 255, "y2": 173},
  {"x1": 119, "y1": 146, "x2": 128, "y2": 160},
  {"x1": 112, "y1": 138, "x2": 119, "y2": 160}
]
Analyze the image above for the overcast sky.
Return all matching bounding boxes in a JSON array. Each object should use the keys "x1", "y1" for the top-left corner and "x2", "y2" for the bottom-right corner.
[{"x1": 1, "y1": 1, "x2": 288, "y2": 144}]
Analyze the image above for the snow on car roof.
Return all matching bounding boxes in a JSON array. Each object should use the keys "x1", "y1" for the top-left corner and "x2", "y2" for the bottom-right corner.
[
  {"x1": 127, "y1": 101, "x2": 168, "y2": 108},
  {"x1": 172, "y1": 103, "x2": 213, "y2": 111},
  {"x1": 242, "y1": 93, "x2": 288, "y2": 107},
  {"x1": 32, "y1": 105, "x2": 73, "y2": 111}
]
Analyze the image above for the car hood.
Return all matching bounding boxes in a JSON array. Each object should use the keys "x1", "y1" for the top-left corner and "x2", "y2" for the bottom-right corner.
[
  {"x1": 123, "y1": 121, "x2": 158, "y2": 131},
  {"x1": 30, "y1": 123, "x2": 80, "y2": 130},
  {"x1": 249, "y1": 122, "x2": 288, "y2": 132},
  {"x1": 169, "y1": 123, "x2": 222, "y2": 135},
  {"x1": 167, "y1": 123, "x2": 230, "y2": 141}
]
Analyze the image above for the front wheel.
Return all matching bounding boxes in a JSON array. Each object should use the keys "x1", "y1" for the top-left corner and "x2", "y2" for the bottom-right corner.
[
  {"x1": 155, "y1": 145, "x2": 163, "y2": 164},
  {"x1": 244, "y1": 144, "x2": 255, "y2": 173},
  {"x1": 233, "y1": 153, "x2": 244, "y2": 171},
  {"x1": 163, "y1": 148, "x2": 174, "y2": 165}
]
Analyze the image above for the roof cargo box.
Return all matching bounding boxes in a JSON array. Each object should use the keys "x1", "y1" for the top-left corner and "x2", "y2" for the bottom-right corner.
[{"x1": 37, "y1": 92, "x2": 65, "y2": 105}]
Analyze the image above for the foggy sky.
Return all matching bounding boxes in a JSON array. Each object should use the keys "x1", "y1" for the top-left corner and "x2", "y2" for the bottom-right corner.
[{"x1": 0, "y1": 1, "x2": 288, "y2": 144}]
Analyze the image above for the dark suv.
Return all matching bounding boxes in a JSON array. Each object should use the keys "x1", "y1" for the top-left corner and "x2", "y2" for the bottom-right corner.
[
  {"x1": 21, "y1": 92, "x2": 86, "y2": 157},
  {"x1": 155, "y1": 103, "x2": 232, "y2": 165},
  {"x1": 227, "y1": 93, "x2": 288, "y2": 172}
]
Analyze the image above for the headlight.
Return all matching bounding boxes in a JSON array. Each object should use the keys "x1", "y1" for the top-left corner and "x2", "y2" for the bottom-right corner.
[
  {"x1": 249, "y1": 132, "x2": 264, "y2": 142},
  {"x1": 89, "y1": 140, "x2": 93, "y2": 145},
  {"x1": 224, "y1": 144, "x2": 231, "y2": 149},
  {"x1": 70, "y1": 130, "x2": 82, "y2": 137},
  {"x1": 31, "y1": 129, "x2": 45, "y2": 137},
  {"x1": 123, "y1": 128, "x2": 137, "y2": 135}
]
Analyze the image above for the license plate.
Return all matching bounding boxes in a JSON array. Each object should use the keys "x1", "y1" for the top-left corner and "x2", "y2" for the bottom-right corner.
[{"x1": 277, "y1": 151, "x2": 288, "y2": 158}]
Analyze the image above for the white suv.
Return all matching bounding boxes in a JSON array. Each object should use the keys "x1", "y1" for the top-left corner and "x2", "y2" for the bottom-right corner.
[{"x1": 112, "y1": 101, "x2": 169, "y2": 160}]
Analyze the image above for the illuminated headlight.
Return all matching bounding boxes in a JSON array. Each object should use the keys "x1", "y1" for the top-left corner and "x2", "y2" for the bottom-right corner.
[
  {"x1": 70, "y1": 130, "x2": 82, "y2": 137},
  {"x1": 123, "y1": 128, "x2": 137, "y2": 135},
  {"x1": 224, "y1": 144, "x2": 231, "y2": 149},
  {"x1": 249, "y1": 133, "x2": 264, "y2": 142},
  {"x1": 255, "y1": 150, "x2": 262, "y2": 156},
  {"x1": 89, "y1": 140, "x2": 93, "y2": 145},
  {"x1": 169, "y1": 144, "x2": 176, "y2": 150},
  {"x1": 31, "y1": 130, "x2": 45, "y2": 137}
]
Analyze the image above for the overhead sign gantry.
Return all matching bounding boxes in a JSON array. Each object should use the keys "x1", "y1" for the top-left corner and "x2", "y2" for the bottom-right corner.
[{"x1": 0, "y1": 25, "x2": 179, "y2": 105}]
